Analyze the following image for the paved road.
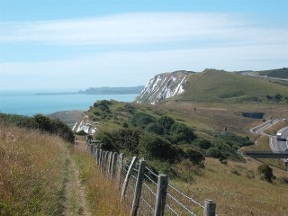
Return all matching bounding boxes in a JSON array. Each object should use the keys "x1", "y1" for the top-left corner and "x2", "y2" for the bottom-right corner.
[{"x1": 271, "y1": 127, "x2": 288, "y2": 152}]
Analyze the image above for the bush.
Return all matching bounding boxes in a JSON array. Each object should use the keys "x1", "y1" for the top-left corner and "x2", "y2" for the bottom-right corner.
[
  {"x1": 138, "y1": 133, "x2": 177, "y2": 162},
  {"x1": 183, "y1": 148, "x2": 205, "y2": 165},
  {"x1": 194, "y1": 138, "x2": 212, "y2": 149},
  {"x1": 170, "y1": 122, "x2": 196, "y2": 144},
  {"x1": 206, "y1": 147, "x2": 222, "y2": 158},
  {"x1": 145, "y1": 122, "x2": 164, "y2": 135},
  {"x1": 158, "y1": 115, "x2": 175, "y2": 130},
  {"x1": 131, "y1": 112, "x2": 156, "y2": 127},
  {"x1": 257, "y1": 164, "x2": 275, "y2": 183}
]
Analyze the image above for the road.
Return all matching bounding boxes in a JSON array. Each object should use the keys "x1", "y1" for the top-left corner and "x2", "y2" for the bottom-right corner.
[
  {"x1": 270, "y1": 127, "x2": 288, "y2": 152},
  {"x1": 250, "y1": 119, "x2": 288, "y2": 163}
]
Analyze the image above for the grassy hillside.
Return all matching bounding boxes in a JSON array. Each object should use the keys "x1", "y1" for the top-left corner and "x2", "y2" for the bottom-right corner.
[
  {"x1": 85, "y1": 99, "x2": 288, "y2": 215},
  {"x1": 0, "y1": 122, "x2": 128, "y2": 215},
  {"x1": 178, "y1": 69, "x2": 288, "y2": 103}
]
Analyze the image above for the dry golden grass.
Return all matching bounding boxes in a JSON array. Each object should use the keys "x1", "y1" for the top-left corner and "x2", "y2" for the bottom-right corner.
[
  {"x1": 171, "y1": 157, "x2": 288, "y2": 215},
  {"x1": 0, "y1": 126, "x2": 68, "y2": 215},
  {"x1": 70, "y1": 141, "x2": 129, "y2": 216}
]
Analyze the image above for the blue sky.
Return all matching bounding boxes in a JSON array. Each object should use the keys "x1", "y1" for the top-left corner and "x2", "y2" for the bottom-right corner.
[{"x1": 0, "y1": 0, "x2": 287, "y2": 90}]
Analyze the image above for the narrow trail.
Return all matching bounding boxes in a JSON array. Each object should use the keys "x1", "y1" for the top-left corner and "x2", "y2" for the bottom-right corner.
[{"x1": 63, "y1": 146, "x2": 91, "y2": 216}]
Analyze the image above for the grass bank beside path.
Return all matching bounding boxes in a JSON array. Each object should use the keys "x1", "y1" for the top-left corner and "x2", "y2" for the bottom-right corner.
[
  {"x1": 70, "y1": 136, "x2": 129, "y2": 216},
  {"x1": 0, "y1": 126, "x2": 68, "y2": 215},
  {"x1": 0, "y1": 126, "x2": 128, "y2": 216}
]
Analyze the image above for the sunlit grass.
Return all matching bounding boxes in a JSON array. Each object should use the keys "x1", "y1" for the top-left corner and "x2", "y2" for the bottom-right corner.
[
  {"x1": 0, "y1": 126, "x2": 68, "y2": 215},
  {"x1": 70, "y1": 141, "x2": 129, "y2": 216},
  {"x1": 171, "y1": 157, "x2": 288, "y2": 215}
]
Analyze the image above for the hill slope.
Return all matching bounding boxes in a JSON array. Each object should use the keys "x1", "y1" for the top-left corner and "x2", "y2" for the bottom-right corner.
[{"x1": 135, "y1": 69, "x2": 288, "y2": 104}]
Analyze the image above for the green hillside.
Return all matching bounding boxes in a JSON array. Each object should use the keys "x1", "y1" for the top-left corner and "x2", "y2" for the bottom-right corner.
[{"x1": 178, "y1": 69, "x2": 288, "y2": 103}]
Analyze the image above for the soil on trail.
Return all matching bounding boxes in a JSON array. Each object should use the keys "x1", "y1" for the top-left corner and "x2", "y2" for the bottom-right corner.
[{"x1": 63, "y1": 147, "x2": 91, "y2": 216}]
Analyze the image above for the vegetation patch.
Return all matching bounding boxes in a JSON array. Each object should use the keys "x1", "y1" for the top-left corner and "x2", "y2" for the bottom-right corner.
[{"x1": 0, "y1": 126, "x2": 68, "y2": 215}]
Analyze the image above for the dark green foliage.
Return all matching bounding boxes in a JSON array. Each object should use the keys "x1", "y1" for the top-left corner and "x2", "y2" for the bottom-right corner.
[
  {"x1": 0, "y1": 113, "x2": 74, "y2": 143},
  {"x1": 217, "y1": 132, "x2": 253, "y2": 147},
  {"x1": 158, "y1": 115, "x2": 175, "y2": 130},
  {"x1": 96, "y1": 128, "x2": 140, "y2": 153},
  {"x1": 50, "y1": 118, "x2": 75, "y2": 142},
  {"x1": 138, "y1": 133, "x2": 178, "y2": 162},
  {"x1": 266, "y1": 93, "x2": 286, "y2": 103},
  {"x1": 34, "y1": 114, "x2": 54, "y2": 133},
  {"x1": 170, "y1": 122, "x2": 196, "y2": 144},
  {"x1": 257, "y1": 164, "x2": 275, "y2": 183},
  {"x1": 183, "y1": 148, "x2": 205, "y2": 165},
  {"x1": 93, "y1": 100, "x2": 111, "y2": 112},
  {"x1": 93, "y1": 111, "x2": 101, "y2": 116},
  {"x1": 131, "y1": 112, "x2": 157, "y2": 127},
  {"x1": 206, "y1": 147, "x2": 222, "y2": 158},
  {"x1": 145, "y1": 122, "x2": 164, "y2": 135},
  {"x1": 95, "y1": 131, "x2": 115, "y2": 151},
  {"x1": 194, "y1": 138, "x2": 212, "y2": 149},
  {"x1": 258, "y1": 68, "x2": 288, "y2": 79},
  {"x1": 0, "y1": 113, "x2": 37, "y2": 128}
]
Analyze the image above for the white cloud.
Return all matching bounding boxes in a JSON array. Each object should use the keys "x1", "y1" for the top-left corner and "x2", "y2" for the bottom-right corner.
[
  {"x1": 1, "y1": 43, "x2": 287, "y2": 90},
  {"x1": 1, "y1": 12, "x2": 286, "y2": 46}
]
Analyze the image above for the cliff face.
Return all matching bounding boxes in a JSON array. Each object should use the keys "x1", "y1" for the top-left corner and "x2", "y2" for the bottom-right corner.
[{"x1": 135, "y1": 70, "x2": 194, "y2": 104}]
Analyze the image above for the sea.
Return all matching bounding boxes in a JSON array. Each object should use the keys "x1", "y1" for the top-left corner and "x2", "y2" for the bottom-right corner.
[{"x1": 0, "y1": 90, "x2": 138, "y2": 116}]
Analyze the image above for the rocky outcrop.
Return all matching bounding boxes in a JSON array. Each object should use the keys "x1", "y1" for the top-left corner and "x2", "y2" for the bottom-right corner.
[{"x1": 135, "y1": 70, "x2": 194, "y2": 104}]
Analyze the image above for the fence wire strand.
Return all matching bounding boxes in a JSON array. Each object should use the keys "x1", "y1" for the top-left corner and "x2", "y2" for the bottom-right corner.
[{"x1": 89, "y1": 145, "x2": 214, "y2": 216}]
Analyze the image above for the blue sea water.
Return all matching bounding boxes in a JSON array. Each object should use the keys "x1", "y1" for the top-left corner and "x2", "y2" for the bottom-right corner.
[{"x1": 0, "y1": 90, "x2": 138, "y2": 116}]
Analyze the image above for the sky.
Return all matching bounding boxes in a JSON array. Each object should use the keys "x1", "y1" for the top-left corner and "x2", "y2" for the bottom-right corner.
[{"x1": 0, "y1": 0, "x2": 287, "y2": 91}]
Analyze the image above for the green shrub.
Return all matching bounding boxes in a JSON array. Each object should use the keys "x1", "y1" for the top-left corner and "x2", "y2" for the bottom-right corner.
[
  {"x1": 158, "y1": 115, "x2": 175, "y2": 130},
  {"x1": 206, "y1": 147, "x2": 222, "y2": 158},
  {"x1": 131, "y1": 112, "x2": 156, "y2": 127},
  {"x1": 183, "y1": 148, "x2": 205, "y2": 165},
  {"x1": 194, "y1": 138, "x2": 212, "y2": 149},
  {"x1": 257, "y1": 164, "x2": 275, "y2": 183},
  {"x1": 138, "y1": 133, "x2": 177, "y2": 162},
  {"x1": 145, "y1": 122, "x2": 164, "y2": 135},
  {"x1": 170, "y1": 122, "x2": 196, "y2": 144}
]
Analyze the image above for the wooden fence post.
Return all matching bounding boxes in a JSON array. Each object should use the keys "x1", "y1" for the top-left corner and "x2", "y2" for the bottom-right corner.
[
  {"x1": 117, "y1": 153, "x2": 124, "y2": 188},
  {"x1": 98, "y1": 149, "x2": 103, "y2": 165},
  {"x1": 111, "y1": 152, "x2": 117, "y2": 178},
  {"x1": 204, "y1": 200, "x2": 216, "y2": 216},
  {"x1": 130, "y1": 159, "x2": 146, "y2": 216},
  {"x1": 107, "y1": 151, "x2": 113, "y2": 173},
  {"x1": 154, "y1": 174, "x2": 168, "y2": 216},
  {"x1": 121, "y1": 156, "x2": 137, "y2": 201}
]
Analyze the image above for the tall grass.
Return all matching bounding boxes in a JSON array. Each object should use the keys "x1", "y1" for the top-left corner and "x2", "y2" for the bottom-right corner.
[
  {"x1": 0, "y1": 126, "x2": 68, "y2": 216},
  {"x1": 70, "y1": 141, "x2": 129, "y2": 216}
]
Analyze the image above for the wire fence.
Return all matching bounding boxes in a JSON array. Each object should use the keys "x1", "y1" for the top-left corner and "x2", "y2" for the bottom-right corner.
[{"x1": 85, "y1": 140, "x2": 217, "y2": 216}]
